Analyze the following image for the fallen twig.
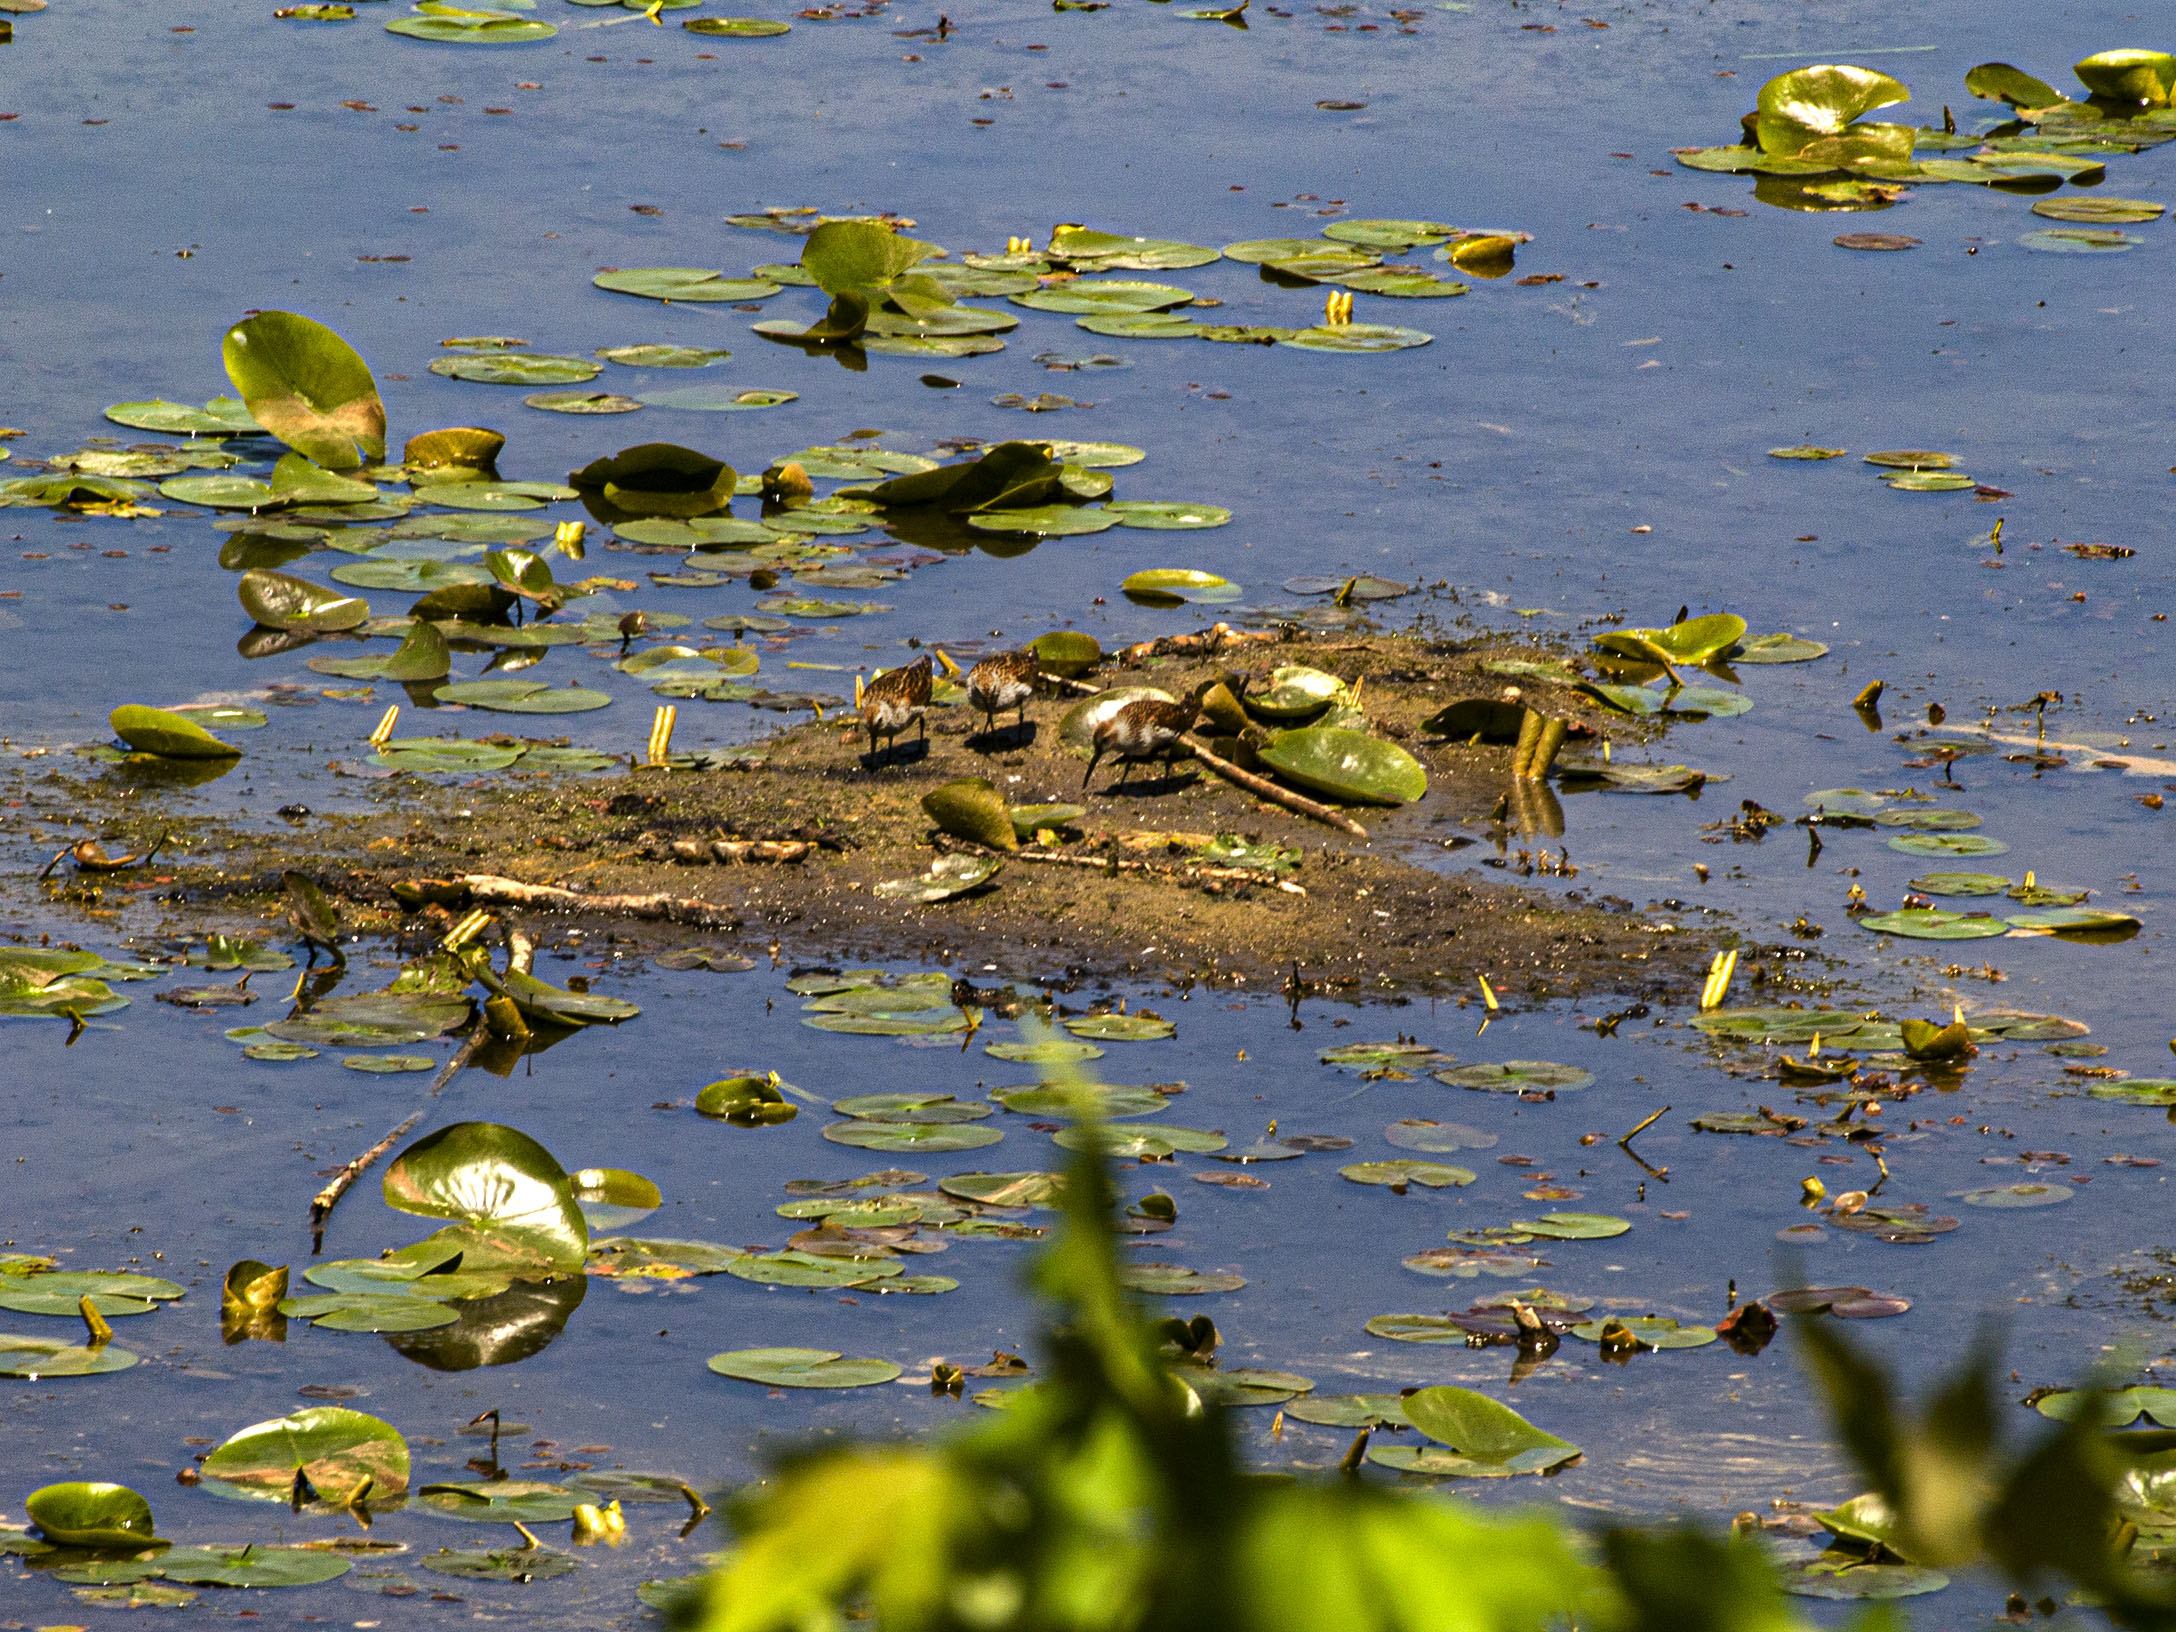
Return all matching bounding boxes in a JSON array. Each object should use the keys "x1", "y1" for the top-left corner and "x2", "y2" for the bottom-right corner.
[
  {"x1": 308, "y1": 1017, "x2": 490, "y2": 1240},
  {"x1": 1183, "y1": 736, "x2": 1370, "y2": 839},
  {"x1": 662, "y1": 839, "x2": 812, "y2": 866},
  {"x1": 456, "y1": 873, "x2": 740, "y2": 929},
  {"x1": 932, "y1": 833, "x2": 1305, "y2": 895}
]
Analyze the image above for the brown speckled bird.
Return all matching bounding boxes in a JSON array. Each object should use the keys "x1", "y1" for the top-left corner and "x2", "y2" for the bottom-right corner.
[
  {"x1": 1083, "y1": 678, "x2": 1222, "y2": 792},
  {"x1": 966, "y1": 648, "x2": 1039, "y2": 738},
  {"x1": 860, "y1": 654, "x2": 932, "y2": 764}
]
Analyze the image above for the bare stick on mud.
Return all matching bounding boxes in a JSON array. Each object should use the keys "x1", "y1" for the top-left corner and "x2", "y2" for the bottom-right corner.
[
  {"x1": 1182, "y1": 737, "x2": 1370, "y2": 840},
  {"x1": 458, "y1": 873, "x2": 738, "y2": 929}
]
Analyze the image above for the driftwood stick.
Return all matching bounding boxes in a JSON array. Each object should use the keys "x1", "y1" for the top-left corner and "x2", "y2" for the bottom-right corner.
[
  {"x1": 307, "y1": 1019, "x2": 489, "y2": 1238},
  {"x1": 932, "y1": 834, "x2": 1305, "y2": 895},
  {"x1": 310, "y1": 1113, "x2": 422, "y2": 1233},
  {"x1": 1183, "y1": 737, "x2": 1370, "y2": 839},
  {"x1": 457, "y1": 873, "x2": 739, "y2": 929}
]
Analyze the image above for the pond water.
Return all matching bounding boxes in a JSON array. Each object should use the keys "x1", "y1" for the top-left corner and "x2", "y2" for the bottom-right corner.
[{"x1": 2, "y1": 0, "x2": 2174, "y2": 1620}]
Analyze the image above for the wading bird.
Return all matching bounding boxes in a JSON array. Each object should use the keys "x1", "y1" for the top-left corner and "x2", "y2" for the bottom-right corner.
[
  {"x1": 1083, "y1": 677, "x2": 1227, "y2": 792},
  {"x1": 860, "y1": 654, "x2": 933, "y2": 764},
  {"x1": 966, "y1": 648, "x2": 1039, "y2": 740}
]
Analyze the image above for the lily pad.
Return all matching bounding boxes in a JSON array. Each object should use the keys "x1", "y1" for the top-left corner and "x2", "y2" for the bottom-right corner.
[
  {"x1": 684, "y1": 12, "x2": 789, "y2": 31},
  {"x1": 435, "y1": 678, "x2": 611, "y2": 714},
  {"x1": 1431, "y1": 1060, "x2": 1593, "y2": 1093},
  {"x1": 824, "y1": 1121, "x2": 1003, "y2": 1152},
  {"x1": 1102, "y1": 500, "x2": 1232, "y2": 530},
  {"x1": 199, "y1": 1406, "x2": 409, "y2": 1505},
  {"x1": 1339, "y1": 1159, "x2": 1477, "y2": 1188},
  {"x1": 1055, "y1": 1123, "x2": 1227, "y2": 1157},
  {"x1": 433, "y1": 353, "x2": 602, "y2": 385},
  {"x1": 938, "y1": 1171, "x2": 1066, "y2": 1209},
  {"x1": 223, "y1": 310, "x2": 384, "y2": 470},
  {"x1": 1955, "y1": 1182, "x2": 2074, "y2": 1208},
  {"x1": 1780, "y1": 1558, "x2": 1950, "y2": 1600},
  {"x1": 724, "y1": 1250, "x2": 903, "y2": 1288},
  {"x1": 419, "y1": 1481, "x2": 586, "y2": 1522},
  {"x1": 528, "y1": 390, "x2": 644, "y2": 414},
  {"x1": 1121, "y1": 567, "x2": 1240, "y2": 603},
  {"x1": 1568, "y1": 1315, "x2": 1717, "y2": 1349},
  {"x1": 1886, "y1": 833, "x2": 2011, "y2": 858},
  {"x1": 1858, "y1": 907, "x2": 2011, "y2": 939},
  {"x1": 0, "y1": 1334, "x2": 139, "y2": 1378},
  {"x1": 110, "y1": 704, "x2": 243, "y2": 760},
  {"x1": 967, "y1": 504, "x2": 1118, "y2": 537},
  {"x1": 872, "y1": 855, "x2": 1003, "y2": 903},
  {"x1": 1118, "y1": 1262, "x2": 1245, "y2": 1295},
  {"x1": 1282, "y1": 1393, "x2": 1412, "y2": 1428},
  {"x1": 593, "y1": 268, "x2": 781, "y2": 303},
  {"x1": 382, "y1": 1121, "x2": 588, "y2": 1274},
  {"x1": 419, "y1": 1547, "x2": 577, "y2": 1581},
  {"x1": 27, "y1": 1482, "x2": 163, "y2": 1549},
  {"x1": 1061, "y1": 1013, "x2": 1176, "y2": 1041},
  {"x1": 2020, "y1": 226, "x2": 2136, "y2": 253},
  {"x1": 0, "y1": 1270, "x2": 184, "y2": 1318},
  {"x1": 1257, "y1": 727, "x2": 1426, "y2": 805},
  {"x1": 990, "y1": 1083, "x2": 1170, "y2": 1119},
  {"x1": 2006, "y1": 907, "x2": 2141, "y2": 937},
  {"x1": 278, "y1": 1291, "x2": 461, "y2": 1331},
  {"x1": 708, "y1": 1346, "x2": 902, "y2": 1387},
  {"x1": 1516, "y1": 1212, "x2": 1630, "y2": 1239},
  {"x1": 1384, "y1": 1119, "x2": 1497, "y2": 1152},
  {"x1": 1732, "y1": 632, "x2": 1830, "y2": 663},
  {"x1": 1377, "y1": 1386, "x2": 1580, "y2": 1476}
]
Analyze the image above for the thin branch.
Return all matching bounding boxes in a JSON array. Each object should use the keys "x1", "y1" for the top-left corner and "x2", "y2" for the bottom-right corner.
[
  {"x1": 1183, "y1": 736, "x2": 1370, "y2": 839},
  {"x1": 456, "y1": 873, "x2": 740, "y2": 929}
]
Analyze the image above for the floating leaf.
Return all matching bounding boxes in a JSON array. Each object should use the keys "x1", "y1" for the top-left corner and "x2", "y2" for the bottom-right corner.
[
  {"x1": 1431, "y1": 1060, "x2": 1593, "y2": 1093},
  {"x1": 824, "y1": 1121, "x2": 1003, "y2": 1153},
  {"x1": 1055, "y1": 1123, "x2": 1227, "y2": 1158},
  {"x1": 1780, "y1": 1557, "x2": 1950, "y2": 1600},
  {"x1": 1516, "y1": 1212, "x2": 1630, "y2": 1239},
  {"x1": 222, "y1": 311, "x2": 384, "y2": 469},
  {"x1": 0, "y1": 1334, "x2": 139, "y2": 1378},
  {"x1": 419, "y1": 1481, "x2": 586, "y2": 1522},
  {"x1": 109, "y1": 704, "x2": 242, "y2": 760},
  {"x1": 1339, "y1": 1159, "x2": 1477, "y2": 1188},
  {"x1": 1062, "y1": 1013, "x2": 1176, "y2": 1041},
  {"x1": 434, "y1": 353, "x2": 601, "y2": 385},
  {"x1": 436, "y1": 678, "x2": 612, "y2": 714},
  {"x1": 419, "y1": 1547, "x2": 577, "y2": 1581},
  {"x1": 0, "y1": 1270, "x2": 184, "y2": 1318},
  {"x1": 707, "y1": 1347, "x2": 902, "y2": 1388},
  {"x1": 383, "y1": 1122, "x2": 587, "y2": 1274},
  {"x1": 1568, "y1": 1316, "x2": 1717, "y2": 1350},
  {"x1": 1384, "y1": 1119, "x2": 1497, "y2": 1152},
  {"x1": 1955, "y1": 1182, "x2": 2073, "y2": 1208},
  {"x1": 990, "y1": 1083, "x2": 1170, "y2": 1119},
  {"x1": 872, "y1": 855, "x2": 1003, "y2": 903},
  {"x1": 938, "y1": 1171, "x2": 1066, "y2": 1209},
  {"x1": 593, "y1": 268, "x2": 780, "y2": 303},
  {"x1": 1121, "y1": 567, "x2": 1239, "y2": 603},
  {"x1": 1118, "y1": 1263, "x2": 1245, "y2": 1295},
  {"x1": 2006, "y1": 907, "x2": 2140, "y2": 938},
  {"x1": 238, "y1": 568, "x2": 370, "y2": 633},
  {"x1": 26, "y1": 1481, "x2": 162, "y2": 1548},
  {"x1": 1858, "y1": 907, "x2": 2010, "y2": 940},
  {"x1": 199, "y1": 1407, "x2": 409, "y2": 1505},
  {"x1": 1378, "y1": 1386, "x2": 1580, "y2": 1475},
  {"x1": 1885, "y1": 834, "x2": 2010, "y2": 858}
]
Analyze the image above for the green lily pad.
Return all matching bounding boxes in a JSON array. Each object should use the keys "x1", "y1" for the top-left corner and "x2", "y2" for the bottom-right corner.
[
  {"x1": 278, "y1": 1291, "x2": 461, "y2": 1331},
  {"x1": 966, "y1": 504, "x2": 1118, "y2": 536},
  {"x1": 1103, "y1": 500, "x2": 1231, "y2": 529},
  {"x1": 1431, "y1": 1060, "x2": 1593, "y2": 1093},
  {"x1": 834, "y1": 1092, "x2": 994, "y2": 1124},
  {"x1": 0, "y1": 1270, "x2": 184, "y2": 1318},
  {"x1": 1955, "y1": 1182, "x2": 2074, "y2": 1208},
  {"x1": 1282, "y1": 323, "x2": 1433, "y2": 352},
  {"x1": 435, "y1": 679, "x2": 612, "y2": 714},
  {"x1": 1339, "y1": 1159, "x2": 1477, "y2": 1188},
  {"x1": 1886, "y1": 833, "x2": 2011, "y2": 858},
  {"x1": 1121, "y1": 567, "x2": 1240, "y2": 604},
  {"x1": 2032, "y1": 195, "x2": 2164, "y2": 223},
  {"x1": 159, "y1": 473, "x2": 279, "y2": 509},
  {"x1": 2006, "y1": 907, "x2": 2141, "y2": 937},
  {"x1": 985, "y1": 1042, "x2": 1106, "y2": 1068},
  {"x1": 990, "y1": 1083, "x2": 1170, "y2": 1119},
  {"x1": 644, "y1": 385, "x2": 799, "y2": 411},
  {"x1": 1515, "y1": 1212, "x2": 1630, "y2": 1239},
  {"x1": 1594, "y1": 613, "x2": 1747, "y2": 665},
  {"x1": 419, "y1": 1547, "x2": 577, "y2": 1581},
  {"x1": 1282, "y1": 1393, "x2": 1413, "y2": 1428},
  {"x1": 593, "y1": 268, "x2": 781, "y2": 303},
  {"x1": 2037, "y1": 1385, "x2": 2176, "y2": 1426},
  {"x1": 1874, "y1": 807, "x2": 1981, "y2": 831},
  {"x1": 0, "y1": 1334, "x2": 139, "y2": 1378},
  {"x1": 2020, "y1": 226, "x2": 2136, "y2": 253},
  {"x1": 707, "y1": 1347, "x2": 902, "y2": 1388},
  {"x1": 1384, "y1": 1119, "x2": 1497, "y2": 1152},
  {"x1": 1062, "y1": 1013, "x2": 1176, "y2": 1041},
  {"x1": 1011, "y1": 279, "x2": 1196, "y2": 315},
  {"x1": 237, "y1": 568, "x2": 369, "y2": 633},
  {"x1": 2089, "y1": 1079, "x2": 2176, "y2": 1107},
  {"x1": 1181, "y1": 1369, "x2": 1315, "y2": 1408},
  {"x1": 1858, "y1": 907, "x2": 2011, "y2": 939},
  {"x1": 374, "y1": 737, "x2": 526, "y2": 772},
  {"x1": 1768, "y1": 444, "x2": 1847, "y2": 459},
  {"x1": 199, "y1": 1406, "x2": 409, "y2": 1505},
  {"x1": 937, "y1": 1171, "x2": 1066, "y2": 1208},
  {"x1": 331, "y1": 557, "x2": 494, "y2": 592},
  {"x1": 1780, "y1": 1558, "x2": 1950, "y2": 1600},
  {"x1": 110, "y1": 704, "x2": 242, "y2": 760},
  {"x1": 823, "y1": 1121, "x2": 1003, "y2": 1152},
  {"x1": 222, "y1": 310, "x2": 384, "y2": 469},
  {"x1": 724, "y1": 1250, "x2": 903, "y2": 1288},
  {"x1": 1576, "y1": 680, "x2": 1751, "y2": 718},
  {"x1": 1257, "y1": 727, "x2": 1427, "y2": 805},
  {"x1": 1568, "y1": 1316, "x2": 1717, "y2": 1350},
  {"x1": 105, "y1": 397, "x2": 261, "y2": 436},
  {"x1": 419, "y1": 1481, "x2": 586, "y2": 1522},
  {"x1": 1883, "y1": 470, "x2": 1977, "y2": 491},
  {"x1": 527, "y1": 390, "x2": 644, "y2": 414},
  {"x1": 382, "y1": 1121, "x2": 587, "y2": 1273},
  {"x1": 432, "y1": 353, "x2": 601, "y2": 385},
  {"x1": 27, "y1": 1482, "x2": 162, "y2": 1548},
  {"x1": 1320, "y1": 1040, "x2": 1443, "y2": 1069},
  {"x1": 683, "y1": 13, "x2": 789, "y2": 31},
  {"x1": 1118, "y1": 1263, "x2": 1245, "y2": 1295},
  {"x1": 1379, "y1": 1386, "x2": 1580, "y2": 1476},
  {"x1": 1055, "y1": 1123, "x2": 1227, "y2": 1157},
  {"x1": 1908, "y1": 871, "x2": 2012, "y2": 896}
]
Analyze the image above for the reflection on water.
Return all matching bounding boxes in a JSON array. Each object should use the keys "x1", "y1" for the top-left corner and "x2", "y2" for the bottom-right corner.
[{"x1": 385, "y1": 1276, "x2": 588, "y2": 1372}]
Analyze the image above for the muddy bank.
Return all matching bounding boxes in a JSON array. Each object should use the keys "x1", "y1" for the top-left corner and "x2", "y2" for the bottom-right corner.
[{"x1": 3, "y1": 629, "x2": 1730, "y2": 1003}]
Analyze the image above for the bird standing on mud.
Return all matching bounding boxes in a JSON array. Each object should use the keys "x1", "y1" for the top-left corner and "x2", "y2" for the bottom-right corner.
[
  {"x1": 966, "y1": 648, "x2": 1039, "y2": 740},
  {"x1": 1083, "y1": 677, "x2": 1228, "y2": 792},
  {"x1": 860, "y1": 654, "x2": 933, "y2": 765}
]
